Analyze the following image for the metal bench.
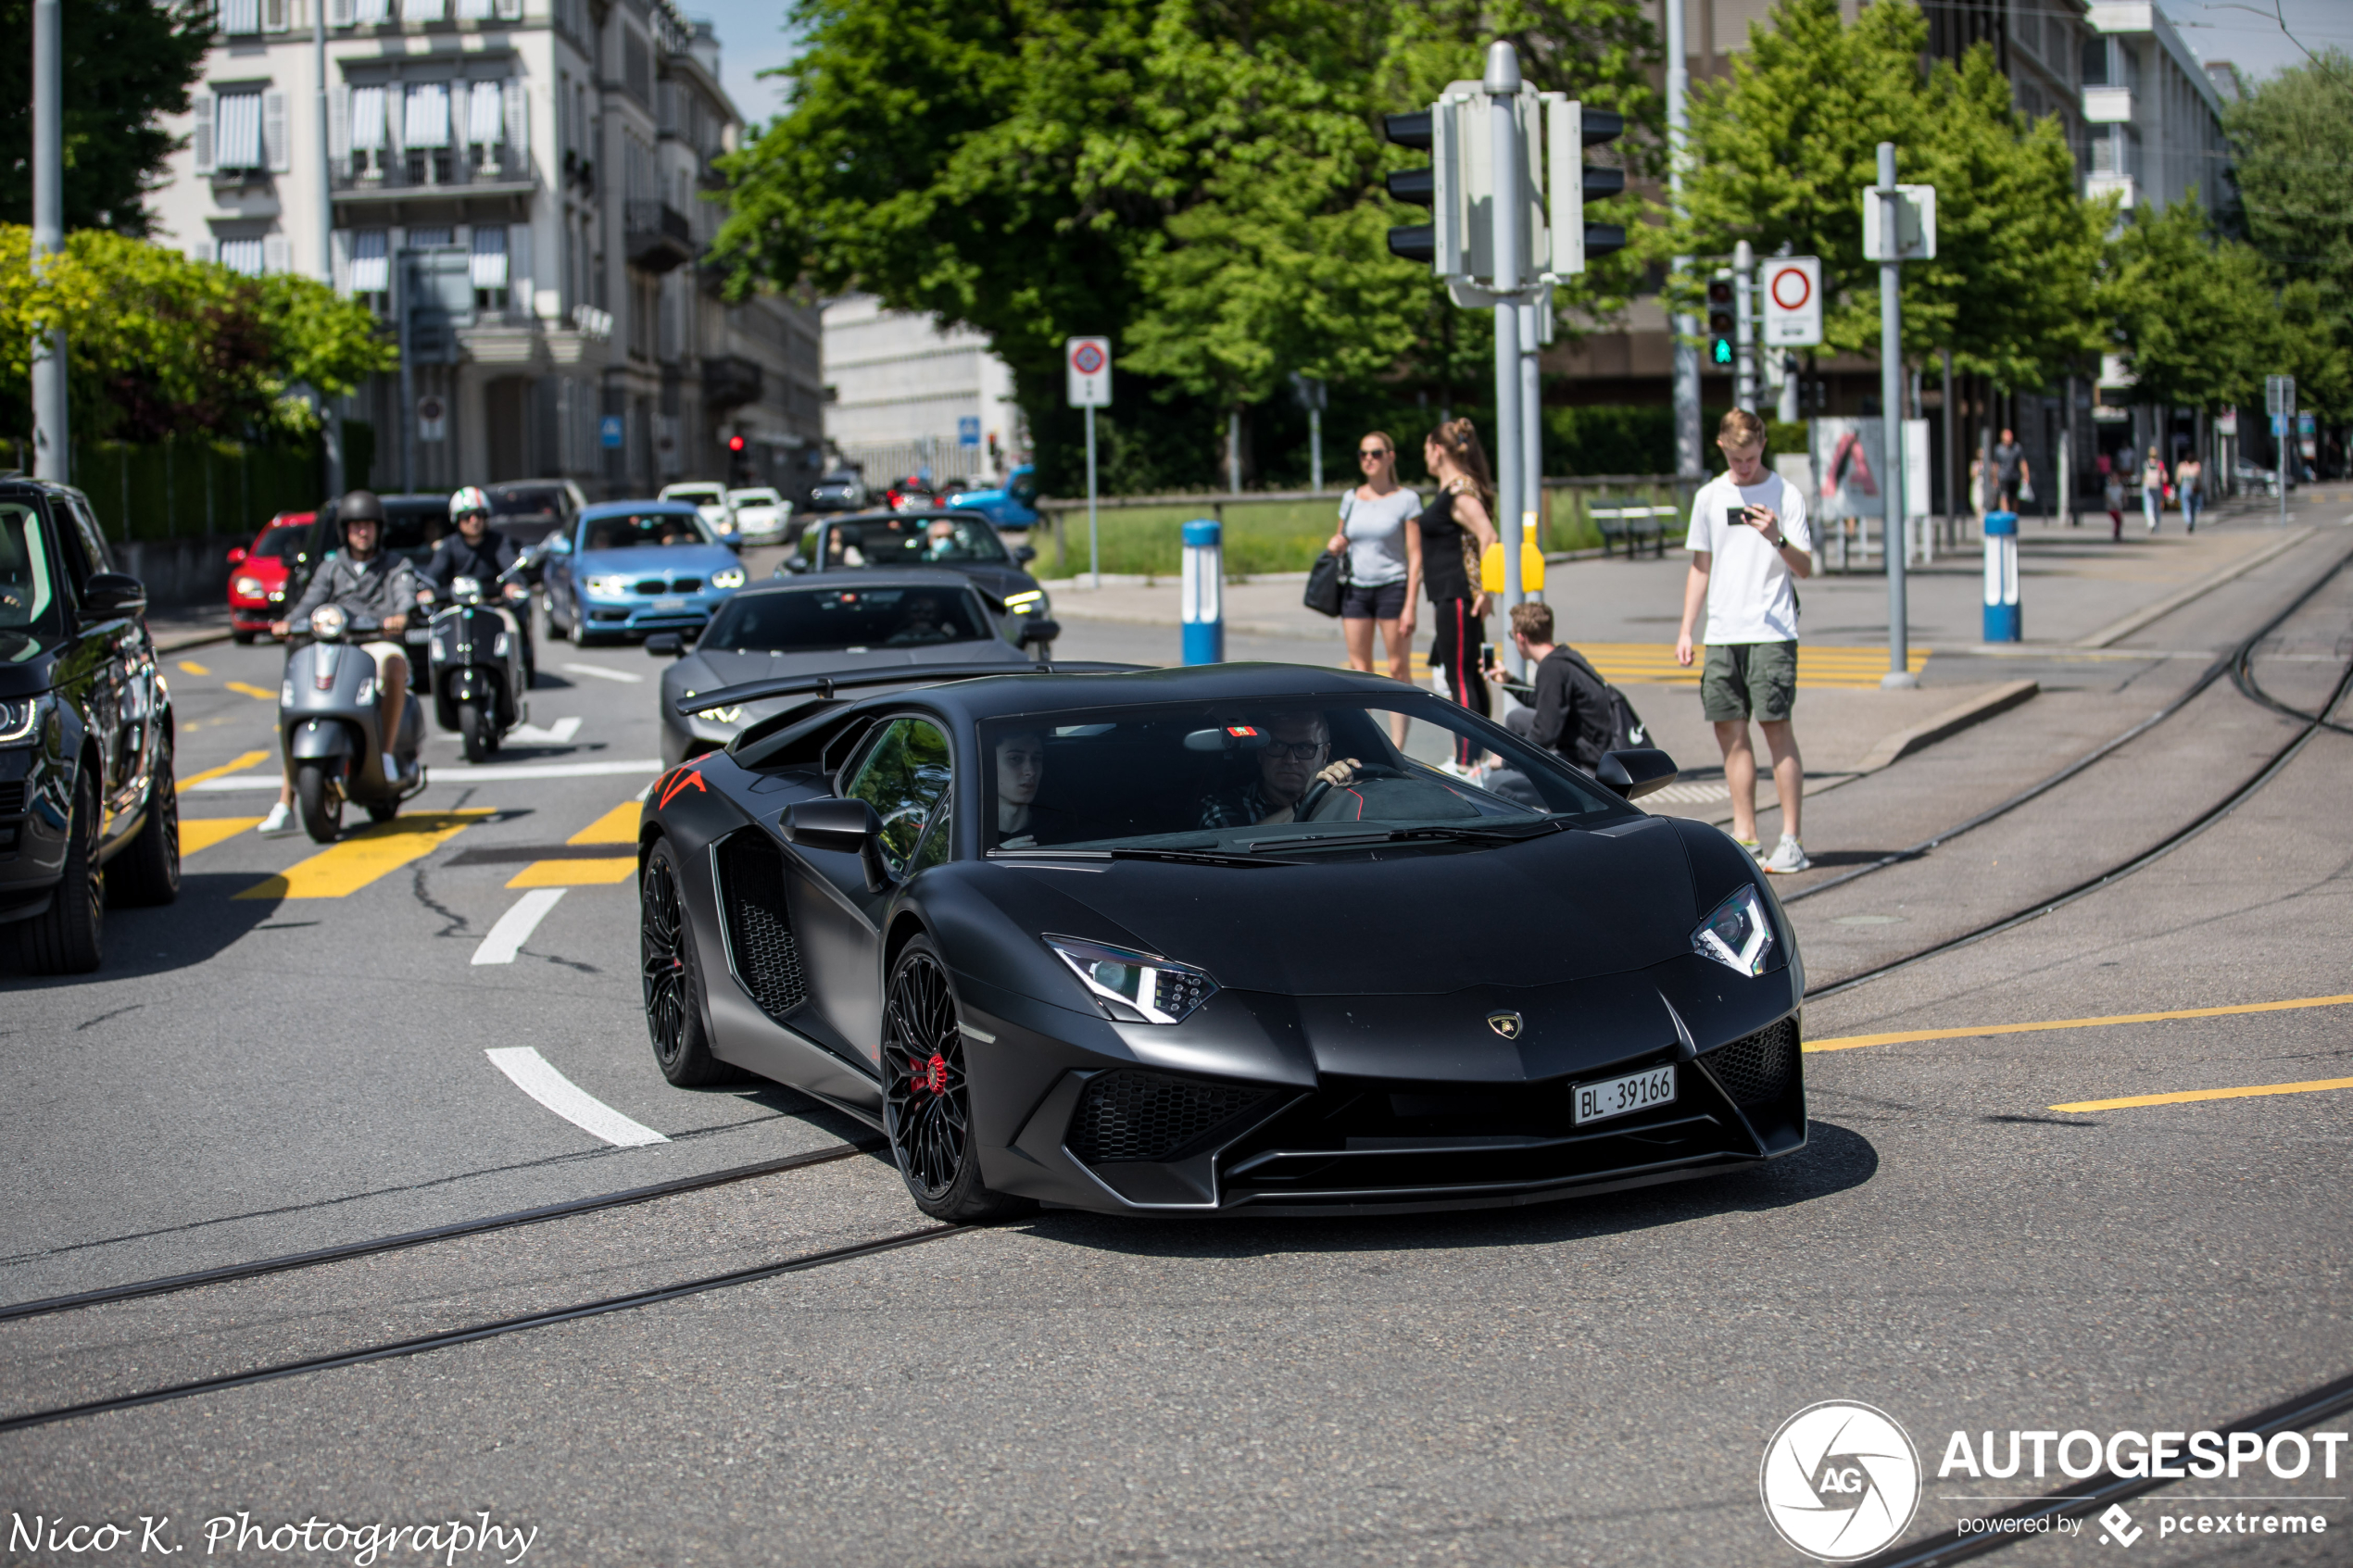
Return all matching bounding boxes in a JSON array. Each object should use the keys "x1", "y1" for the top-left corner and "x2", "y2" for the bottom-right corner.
[{"x1": 1590, "y1": 499, "x2": 1676, "y2": 558}]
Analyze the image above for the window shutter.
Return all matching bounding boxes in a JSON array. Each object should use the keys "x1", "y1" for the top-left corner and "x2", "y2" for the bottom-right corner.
[
  {"x1": 510, "y1": 222, "x2": 533, "y2": 312},
  {"x1": 192, "y1": 94, "x2": 214, "y2": 173},
  {"x1": 331, "y1": 228, "x2": 351, "y2": 293},
  {"x1": 495, "y1": 0, "x2": 522, "y2": 18},
  {"x1": 263, "y1": 234, "x2": 291, "y2": 274},
  {"x1": 329, "y1": 83, "x2": 349, "y2": 160},
  {"x1": 504, "y1": 81, "x2": 528, "y2": 163},
  {"x1": 191, "y1": 239, "x2": 216, "y2": 266},
  {"x1": 330, "y1": 0, "x2": 355, "y2": 23},
  {"x1": 263, "y1": 0, "x2": 291, "y2": 31},
  {"x1": 264, "y1": 91, "x2": 290, "y2": 172}
]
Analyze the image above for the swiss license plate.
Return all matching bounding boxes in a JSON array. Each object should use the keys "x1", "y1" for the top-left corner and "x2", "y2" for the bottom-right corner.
[
  {"x1": 653, "y1": 596, "x2": 687, "y2": 611},
  {"x1": 1574, "y1": 1064, "x2": 1676, "y2": 1126}
]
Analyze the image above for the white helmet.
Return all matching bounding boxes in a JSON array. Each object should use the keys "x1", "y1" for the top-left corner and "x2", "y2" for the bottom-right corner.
[{"x1": 449, "y1": 484, "x2": 490, "y2": 520}]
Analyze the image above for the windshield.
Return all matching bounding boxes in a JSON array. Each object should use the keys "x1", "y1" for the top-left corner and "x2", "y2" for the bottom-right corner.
[
  {"x1": 488, "y1": 484, "x2": 565, "y2": 520},
  {"x1": 702, "y1": 585, "x2": 993, "y2": 652},
  {"x1": 666, "y1": 487, "x2": 724, "y2": 506},
  {"x1": 251, "y1": 526, "x2": 308, "y2": 561},
  {"x1": 728, "y1": 489, "x2": 782, "y2": 508},
  {"x1": 0, "y1": 504, "x2": 60, "y2": 636},
  {"x1": 582, "y1": 511, "x2": 716, "y2": 551},
  {"x1": 978, "y1": 696, "x2": 1634, "y2": 855},
  {"x1": 812, "y1": 515, "x2": 1008, "y2": 568}
]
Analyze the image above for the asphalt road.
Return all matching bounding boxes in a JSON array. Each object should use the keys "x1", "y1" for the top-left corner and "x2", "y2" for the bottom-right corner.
[{"x1": 1, "y1": 537, "x2": 2347, "y2": 1566}]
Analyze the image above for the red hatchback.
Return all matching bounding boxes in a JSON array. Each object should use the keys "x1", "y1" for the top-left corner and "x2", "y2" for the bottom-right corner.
[{"x1": 226, "y1": 510, "x2": 315, "y2": 643}]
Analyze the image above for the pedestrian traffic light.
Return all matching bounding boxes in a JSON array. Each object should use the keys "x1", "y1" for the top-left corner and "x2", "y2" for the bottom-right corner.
[
  {"x1": 1382, "y1": 107, "x2": 1459, "y2": 272},
  {"x1": 1707, "y1": 277, "x2": 1736, "y2": 368},
  {"x1": 1543, "y1": 100, "x2": 1628, "y2": 277},
  {"x1": 728, "y1": 433, "x2": 746, "y2": 454}
]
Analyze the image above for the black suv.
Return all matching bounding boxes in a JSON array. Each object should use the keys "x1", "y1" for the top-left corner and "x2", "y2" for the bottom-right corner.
[{"x1": 0, "y1": 478, "x2": 180, "y2": 973}]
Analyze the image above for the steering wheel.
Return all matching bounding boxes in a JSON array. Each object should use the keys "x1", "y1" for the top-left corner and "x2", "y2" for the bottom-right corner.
[{"x1": 1296, "y1": 763, "x2": 1408, "y2": 822}]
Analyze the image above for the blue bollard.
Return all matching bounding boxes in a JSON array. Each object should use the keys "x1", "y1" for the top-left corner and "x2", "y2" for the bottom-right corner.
[
  {"x1": 1180, "y1": 519, "x2": 1224, "y2": 664},
  {"x1": 1982, "y1": 509, "x2": 2020, "y2": 642}
]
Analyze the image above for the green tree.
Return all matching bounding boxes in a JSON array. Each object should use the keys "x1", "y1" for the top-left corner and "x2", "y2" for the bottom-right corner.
[
  {"x1": 0, "y1": 0, "x2": 212, "y2": 235},
  {"x1": 1671, "y1": 0, "x2": 2103, "y2": 391},
  {"x1": 2221, "y1": 51, "x2": 2353, "y2": 419},
  {"x1": 2098, "y1": 196, "x2": 2280, "y2": 415}
]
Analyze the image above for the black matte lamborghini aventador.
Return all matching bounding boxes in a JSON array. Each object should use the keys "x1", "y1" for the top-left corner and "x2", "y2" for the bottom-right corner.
[{"x1": 637, "y1": 661, "x2": 1806, "y2": 1220}]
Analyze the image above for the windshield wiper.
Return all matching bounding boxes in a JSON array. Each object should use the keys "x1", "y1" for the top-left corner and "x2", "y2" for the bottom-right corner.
[
  {"x1": 988, "y1": 847, "x2": 1290, "y2": 870},
  {"x1": 1250, "y1": 821, "x2": 1563, "y2": 853}
]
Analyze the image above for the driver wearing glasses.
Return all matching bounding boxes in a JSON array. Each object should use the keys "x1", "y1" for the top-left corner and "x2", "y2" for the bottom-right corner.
[{"x1": 1198, "y1": 712, "x2": 1364, "y2": 828}]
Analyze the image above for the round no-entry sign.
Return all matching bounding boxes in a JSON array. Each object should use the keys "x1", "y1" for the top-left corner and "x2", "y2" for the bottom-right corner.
[
  {"x1": 1761, "y1": 257, "x2": 1823, "y2": 347},
  {"x1": 1768, "y1": 267, "x2": 1812, "y2": 311},
  {"x1": 1066, "y1": 336, "x2": 1113, "y2": 408},
  {"x1": 1071, "y1": 342, "x2": 1106, "y2": 376}
]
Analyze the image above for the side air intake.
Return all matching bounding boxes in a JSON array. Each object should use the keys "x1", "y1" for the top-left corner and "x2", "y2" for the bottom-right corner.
[
  {"x1": 1067, "y1": 1071, "x2": 1274, "y2": 1164},
  {"x1": 1698, "y1": 1017, "x2": 1800, "y2": 1110},
  {"x1": 715, "y1": 834, "x2": 809, "y2": 1022}
]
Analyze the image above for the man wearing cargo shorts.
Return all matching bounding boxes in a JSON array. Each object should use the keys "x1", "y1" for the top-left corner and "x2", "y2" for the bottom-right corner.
[{"x1": 1675, "y1": 409, "x2": 1814, "y2": 872}]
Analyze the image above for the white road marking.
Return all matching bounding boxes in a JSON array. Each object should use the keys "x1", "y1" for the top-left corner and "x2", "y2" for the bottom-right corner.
[
  {"x1": 472, "y1": 887, "x2": 567, "y2": 965},
  {"x1": 189, "y1": 758, "x2": 662, "y2": 791},
  {"x1": 486, "y1": 1047, "x2": 670, "y2": 1148},
  {"x1": 510, "y1": 716, "x2": 584, "y2": 744},
  {"x1": 561, "y1": 662, "x2": 643, "y2": 684}
]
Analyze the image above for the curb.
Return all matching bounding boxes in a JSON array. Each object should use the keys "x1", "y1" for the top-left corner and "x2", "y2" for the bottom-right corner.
[
  {"x1": 2074, "y1": 527, "x2": 2314, "y2": 648},
  {"x1": 1851, "y1": 679, "x2": 2041, "y2": 772}
]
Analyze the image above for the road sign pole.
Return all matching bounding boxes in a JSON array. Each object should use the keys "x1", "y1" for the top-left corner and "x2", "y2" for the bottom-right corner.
[
  {"x1": 1665, "y1": 0, "x2": 1701, "y2": 489},
  {"x1": 1876, "y1": 142, "x2": 1914, "y2": 689},
  {"x1": 30, "y1": 0, "x2": 67, "y2": 483},
  {"x1": 1085, "y1": 403, "x2": 1099, "y2": 590},
  {"x1": 1486, "y1": 42, "x2": 1526, "y2": 679},
  {"x1": 1732, "y1": 240, "x2": 1756, "y2": 415}
]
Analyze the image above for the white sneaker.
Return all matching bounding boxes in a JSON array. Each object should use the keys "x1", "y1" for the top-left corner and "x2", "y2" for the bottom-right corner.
[
  {"x1": 257, "y1": 802, "x2": 297, "y2": 837},
  {"x1": 1760, "y1": 835, "x2": 1810, "y2": 874}
]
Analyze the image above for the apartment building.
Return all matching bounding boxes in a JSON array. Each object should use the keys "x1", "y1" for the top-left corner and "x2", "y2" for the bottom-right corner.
[
  {"x1": 2081, "y1": 3, "x2": 2233, "y2": 215},
  {"x1": 145, "y1": 0, "x2": 824, "y2": 502},
  {"x1": 820, "y1": 294, "x2": 1026, "y2": 485}
]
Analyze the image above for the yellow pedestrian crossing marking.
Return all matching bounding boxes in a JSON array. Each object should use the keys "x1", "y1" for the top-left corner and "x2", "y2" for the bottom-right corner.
[
  {"x1": 180, "y1": 818, "x2": 262, "y2": 855},
  {"x1": 1807, "y1": 993, "x2": 2353, "y2": 1053},
  {"x1": 1357, "y1": 646, "x2": 1931, "y2": 690},
  {"x1": 569, "y1": 800, "x2": 642, "y2": 846},
  {"x1": 2051, "y1": 1076, "x2": 2353, "y2": 1114},
  {"x1": 225, "y1": 682, "x2": 277, "y2": 701},
  {"x1": 508, "y1": 858, "x2": 636, "y2": 888},
  {"x1": 235, "y1": 810, "x2": 491, "y2": 900},
  {"x1": 176, "y1": 660, "x2": 211, "y2": 676},
  {"x1": 178, "y1": 750, "x2": 271, "y2": 792}
]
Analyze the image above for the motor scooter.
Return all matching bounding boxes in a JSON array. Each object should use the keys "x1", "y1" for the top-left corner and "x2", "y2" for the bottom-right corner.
[
  {"x1": 279, "y1": 603, "x2": 427, "y2": 842},
  {"x1": 423, "y1": 563, "x2": 534, "y2": 762}
]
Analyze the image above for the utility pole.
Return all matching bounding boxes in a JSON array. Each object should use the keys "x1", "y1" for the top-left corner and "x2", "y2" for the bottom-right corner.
[
  {"x1": 1874, "y1": 143, "x2": 1914, "y2": 689},
  {"x1": 31, "y1": 0, "x2": 68, "y2": 484},
  {"x1": 1518, "y1": 295, "x2": 1544, "y2": 595},
  {"x1": 1732, "y1": 240, "x2": 1756, "y2": 416},
  {"x1": 1486, "y1": 43, "x2": 1526, "y2": 676},
  {"x1": 1665, "y1": 0, "x2": 1700, "y2": 488},
  {"x1": 315, "y1": 0, "x2": 344, "y2": 495}
]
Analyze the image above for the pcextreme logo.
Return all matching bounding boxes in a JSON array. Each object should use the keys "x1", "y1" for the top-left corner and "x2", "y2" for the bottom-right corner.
[{"x1": 1761, "y1": 1401, "x2": 1923, "y2": 1562}]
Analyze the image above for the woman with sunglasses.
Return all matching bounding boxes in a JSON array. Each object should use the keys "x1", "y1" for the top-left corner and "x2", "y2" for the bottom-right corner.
[
  {"x1": 1417, "y1": 418, "x2": 1502, "y2": 771},
  {"x1": 1325, "y1": 432, "x2": 1423, "y2": 742}
]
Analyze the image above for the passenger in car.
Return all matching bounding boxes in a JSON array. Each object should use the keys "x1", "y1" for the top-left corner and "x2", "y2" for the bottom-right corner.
[{"x1": 1197, "y1": 712, "x2": 1363, "y2": 828}]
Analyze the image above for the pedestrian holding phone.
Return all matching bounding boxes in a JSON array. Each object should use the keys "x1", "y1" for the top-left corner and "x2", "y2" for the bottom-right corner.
[{"x1": 1675, "y1": 409, "x2": 1815, "y2": 872}]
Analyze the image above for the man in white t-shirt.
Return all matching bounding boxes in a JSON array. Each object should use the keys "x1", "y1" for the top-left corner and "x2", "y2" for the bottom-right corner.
[{"x1": 1674, "y1": 409, "x2": 1815, "y2": 873}]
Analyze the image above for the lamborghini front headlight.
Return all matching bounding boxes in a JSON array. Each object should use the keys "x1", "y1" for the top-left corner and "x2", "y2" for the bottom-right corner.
[{"x1": 1692, "y1": 884, "x2": 1775, "y2": 977}]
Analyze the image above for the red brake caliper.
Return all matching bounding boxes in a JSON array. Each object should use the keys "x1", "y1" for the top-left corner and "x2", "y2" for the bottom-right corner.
[{"x1": 910, "y1": 1052, "x2": 946, "y2": 1095}]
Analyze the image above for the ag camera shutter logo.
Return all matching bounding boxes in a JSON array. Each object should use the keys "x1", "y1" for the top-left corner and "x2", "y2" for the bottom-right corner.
[{"x1": 1760, "y1": 1400, "x2": 1922, "y2": 1561}]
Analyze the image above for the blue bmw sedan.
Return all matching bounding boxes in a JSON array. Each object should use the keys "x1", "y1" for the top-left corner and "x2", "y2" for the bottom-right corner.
[{"x1": 540, "y1": 501, "x2": 747, "y2": 645}]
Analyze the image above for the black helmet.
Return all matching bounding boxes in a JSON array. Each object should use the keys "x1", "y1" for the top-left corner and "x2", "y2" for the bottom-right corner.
[{"x1": 339, "y1": 489, "x2": 386, "y2": 525}]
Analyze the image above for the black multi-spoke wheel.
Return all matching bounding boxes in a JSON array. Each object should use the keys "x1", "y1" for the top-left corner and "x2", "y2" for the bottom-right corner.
[
  {"x1": 640, "y1": 839, "x2": 730, "y2": 1086},
  {"x1": 882, "y1": 937, "x2": 1032, "y2": 1222}
]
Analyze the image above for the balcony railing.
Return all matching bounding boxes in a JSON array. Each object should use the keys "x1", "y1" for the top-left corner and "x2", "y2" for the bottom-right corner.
[
  {"x1": 333, "y1": 147, "x2": 535, "y2": 195},
  {"x1": 625, "y1": 200, "x2": 697, "y2": 273}
]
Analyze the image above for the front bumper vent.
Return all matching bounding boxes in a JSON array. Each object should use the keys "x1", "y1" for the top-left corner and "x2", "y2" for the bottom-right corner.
[
  {"x1": 1698, "y1": 1017, "x2": 1799, "y2": 1109},
  {"x1": 714, "y1": 834, "x2": 808, "y2": 1021},
  {"x1": 1068, "y1": 1071, "x2": 1273, "y2": 1164}
]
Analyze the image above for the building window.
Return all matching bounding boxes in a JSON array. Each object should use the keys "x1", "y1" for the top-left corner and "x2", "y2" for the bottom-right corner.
[
  {"x1": 404, "y1": 82, "x2": 453, "y2": 184},
  {"x1": 351, "y1": 0, "x2": 394, "y2": 23},
  {"x1": 404, "y1": 0, "x2": 448, "y2": 21},
  {"x1": 214, "y1": 89, "x2": 265, "y2": 172},
  {"x1": 348, "y1": 83, "x2": 388, "y2": 178},
  {"x1": 465, "y1": 80, "x2": 506, "y2": 169},
  {"x1": 472, "y1": 226, "x2": 510, "y2": 312},
  {"x1": 219, "y1": 237, "x2": 267, "y2": 277},
  {"x1": 350, "y1": 229, "x2": 390, "y2": 312}
]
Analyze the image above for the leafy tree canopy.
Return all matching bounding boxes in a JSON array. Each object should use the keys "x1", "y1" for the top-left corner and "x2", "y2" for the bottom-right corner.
[
  {"x1": 0, "y1": 227, "x2": 397, "y2": 443},
  {"x1": 1671, "y1": 0, "x2": 2104, "y2": 390},
  {"x1": 2098, "y1": 196, "x2": 2285, "y2": 413},
  {"x1": 0, "y1": 0, "x2": 212, "y2": 236},
  {"x1": 2224, "y1": 49, "x2": 2353, "y2": 294}
]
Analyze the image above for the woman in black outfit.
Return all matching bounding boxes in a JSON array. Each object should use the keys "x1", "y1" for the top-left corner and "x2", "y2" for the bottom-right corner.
[{"x1": 1417, "y1": 419, "x2": 1502, "y2": 770}]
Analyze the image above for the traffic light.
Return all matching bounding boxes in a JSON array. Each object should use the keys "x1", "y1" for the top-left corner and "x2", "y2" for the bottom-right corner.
[
  {"x1": 1382, "y1": 107, "x2": 1456, "y2": 270},
  {"x1": 1707, "y1": 276, "x2": 1736, "y2": 368},
  {"x1": 727, "y1": 433, "x2": 747, "y2": 454},
  {"x1": 1543, "y1": 100, "x2": 1628, "y2": 276}
]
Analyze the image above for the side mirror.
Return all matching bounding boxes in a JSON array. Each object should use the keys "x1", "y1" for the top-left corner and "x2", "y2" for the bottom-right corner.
[
  {"x1": 781, "y1": 555, "x2": 809, "y2": 574},
  {"x1": 784, "y1": 797, "x2": 891, "y2": 892},
  {"x1": 225, "y1": 546, "x2": 249, "y2": 566},
  {"x1": 1013, "y1": 544, "x2": 1037, "y2": 565},
  {"x1": 645, "y1": 632, "x2": 684, "y2": 657},
  {"x1": 1595, "y1": 748, "x2": 1678, "y2": 802},
  {"x1": 82, "y1": 571, "x2": 148, "y2": 619},
  {"x1": 1018, "y1": 617, "x2": 1061, "y2": 650},
  {"x1": 547, "y1": 534, "x2": 573, "y2": 555}
]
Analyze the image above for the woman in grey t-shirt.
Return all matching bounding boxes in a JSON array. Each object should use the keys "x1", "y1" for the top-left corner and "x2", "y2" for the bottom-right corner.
[{"x1": 1325, "y1": 431, "x2": 1423, "y2": 721}]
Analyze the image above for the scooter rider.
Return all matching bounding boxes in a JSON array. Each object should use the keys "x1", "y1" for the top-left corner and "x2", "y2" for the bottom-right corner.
[
  {"x1": 422, "y1": 485, "x2": 533, "y2": 676},
  {"x1": 271, "y1": 489, "x2": 417, "y2": 771}
]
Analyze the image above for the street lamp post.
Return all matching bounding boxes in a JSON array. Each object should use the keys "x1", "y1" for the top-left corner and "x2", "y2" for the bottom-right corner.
[
  {"x1": 1875, "y1": 143, "x2": 1915, "y2": 689},
  {"x1": 1487, "y1": 43, "x2": 1526, "y2": 677},
  {"x1": 31, "y1": 0, "x2": 68, "y2": 484}
]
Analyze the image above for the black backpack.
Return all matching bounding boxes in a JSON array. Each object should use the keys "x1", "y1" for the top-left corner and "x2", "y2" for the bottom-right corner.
[{"x1": 1558, "y1": 647, "x2": 1650, "y2": 766}]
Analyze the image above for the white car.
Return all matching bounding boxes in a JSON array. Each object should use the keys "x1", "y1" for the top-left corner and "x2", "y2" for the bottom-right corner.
[
  {"x1": 726, "y1": 486, "x2": 794, "y2": 545},
  {"x1": 659, "y1": 482, "x2": 738, "y2": 545}
]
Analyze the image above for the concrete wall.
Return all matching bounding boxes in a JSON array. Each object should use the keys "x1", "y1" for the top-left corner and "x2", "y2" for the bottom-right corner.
[{"x1": 118, "y1": 535, "x2": 245, "y2": 611}]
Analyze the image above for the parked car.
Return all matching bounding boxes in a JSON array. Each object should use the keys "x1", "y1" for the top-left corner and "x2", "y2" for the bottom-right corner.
[
  {"x1": 483, "y1": 479, "x2": 586, "y2": 550},
  {"x1": 539, "y1": 500, "x2": 748, "y2": 646},
  {"x1": 783, "y1": 509, "x2": 1051, "y2": 630},
  {"x1": 0, "y1": 478, "x2": 181, "y2": 974},
  {"x1": 945, "y1": 463, "x2": 1041, "y2": 531},
  {"x1": 648, "y1": 570, "x2": 1054, "y2": 766},
  {"x1": 635, "y1": 661, "x2": 1789, "y2": 1222},
  {"x1": 803, "y1": 470, "x2": 868, "y2": 514},
  {"x1": 225, "y1": 510, "x2": 316, "y2": 643},
  {"x1": 725, "y1": 486, "x2": 794, "y2": 546},
  {"x1": 659, "y1": 482, "x2": 740, "y2": 547}
]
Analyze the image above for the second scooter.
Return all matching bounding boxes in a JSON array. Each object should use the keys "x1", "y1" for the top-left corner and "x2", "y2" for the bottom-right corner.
[{"x1": 425, "y1": 562, "x2": 533, "y2": 762}]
